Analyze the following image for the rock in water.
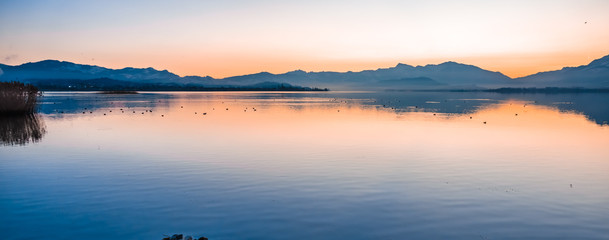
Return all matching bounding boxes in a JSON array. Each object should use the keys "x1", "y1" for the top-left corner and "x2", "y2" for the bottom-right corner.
[
  {"x1": 170, "y1": 234, "x2": 183, "y2": 240},
  {"x1": 185, "y1": 236, "x2": 193, "y2": 240},
  {"x1": 198, "y1": 237, "x2": 209, "y2": 240}
]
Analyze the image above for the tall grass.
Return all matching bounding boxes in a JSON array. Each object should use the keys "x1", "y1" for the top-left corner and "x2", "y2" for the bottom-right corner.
[{"x1": 0, "y1": 81, "x2": 41, "y2": 114}]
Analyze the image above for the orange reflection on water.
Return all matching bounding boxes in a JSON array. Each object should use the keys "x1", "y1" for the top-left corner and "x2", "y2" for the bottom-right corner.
[
  {"x1": 46, "y1": 97, "x2": 609, "y2": 164},
  {"x1": 38, "y1": 94, "x2": 609, "y2": 203}
]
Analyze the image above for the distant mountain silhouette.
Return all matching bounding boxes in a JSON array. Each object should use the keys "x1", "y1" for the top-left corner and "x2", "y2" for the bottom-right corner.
[
  {"x1": 0, "y1": 60, "x2": 181, "y2": 83},
  {"x1": 0, "y1": 60, "x2": 322, "y2": 91},
  {"x1": 376, "y1": 77, "x2": 446, "y2": 88},
  {"x1": 1, "y1": 55, "x2": 608, "y2": 90},
  {"x1": 513, "y1": 55, "x2": 609, "y2": 88},
  {"x1": 218, "y1": 62, "x2": 511, "y2": 89}
]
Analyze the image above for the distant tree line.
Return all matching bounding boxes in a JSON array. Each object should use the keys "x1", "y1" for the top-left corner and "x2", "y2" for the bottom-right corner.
[{"x1": 26, "y1": 78, "x2": 329, "y2": 92}]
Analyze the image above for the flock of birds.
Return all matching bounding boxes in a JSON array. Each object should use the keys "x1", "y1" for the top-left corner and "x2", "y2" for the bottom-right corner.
[
  {"x1": 75, "y1": 103, "x2": 260, "y2": 118},
  {"x1": 63, "y1": 98, "x2": 530, "y2": 125}
]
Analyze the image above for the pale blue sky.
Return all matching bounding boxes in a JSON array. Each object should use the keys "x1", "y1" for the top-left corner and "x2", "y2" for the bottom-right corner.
[{"x1": 1, "y1": 0, "x2": 608, "y2": 77}]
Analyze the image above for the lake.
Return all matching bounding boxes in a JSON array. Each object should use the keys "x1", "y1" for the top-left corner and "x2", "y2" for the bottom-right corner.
[{"x1": 1, "y1": 91, "x2": 608, "y2": 240}]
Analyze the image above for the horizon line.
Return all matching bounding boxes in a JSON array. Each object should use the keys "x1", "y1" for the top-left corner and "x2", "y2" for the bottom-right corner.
[{"x1": 1, "y1": 54, "x2": 607, "y2": 80}]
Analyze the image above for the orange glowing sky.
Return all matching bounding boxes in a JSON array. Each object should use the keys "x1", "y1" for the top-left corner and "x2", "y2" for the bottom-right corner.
[{"x1": 1, "y1": 0, "x2": 608, "y2": 78}]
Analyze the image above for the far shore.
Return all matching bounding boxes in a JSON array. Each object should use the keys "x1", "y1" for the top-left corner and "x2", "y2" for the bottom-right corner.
[
  {"x1": 98, "y1": 90, "x2": 139, "y2": 94},
  {"x1": 386, "y1": 87, "x2": 609, "y2": 93},
  {"x1": 28, "y1": 87, "x2": 609, "y2": 94}
]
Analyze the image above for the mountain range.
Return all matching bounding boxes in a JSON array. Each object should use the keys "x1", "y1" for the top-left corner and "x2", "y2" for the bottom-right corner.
[{"x1": 1, "y1": 54, "x2": 608, "y2": 90}]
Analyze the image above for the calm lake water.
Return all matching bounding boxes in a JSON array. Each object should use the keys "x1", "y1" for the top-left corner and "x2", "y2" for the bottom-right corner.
[{"x1": 1, "y1": 91, "x2": 608, "y2": 240}]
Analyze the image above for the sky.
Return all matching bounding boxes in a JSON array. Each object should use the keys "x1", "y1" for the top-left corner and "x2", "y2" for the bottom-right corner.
[{"x1": 1, "y1": 0, "x2": 608, "y2": 78}]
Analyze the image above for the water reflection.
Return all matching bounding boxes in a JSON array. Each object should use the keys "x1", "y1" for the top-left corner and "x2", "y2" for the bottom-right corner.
[
  {"x1": 37, "y1": 91, "x2": 609, "y2": 126},
  {"x1": 0, "y1": 114, "x2": 46, "y2": 146},
  {"x1": 2, "y1": 91, "x2": 608, "y2": 240}
]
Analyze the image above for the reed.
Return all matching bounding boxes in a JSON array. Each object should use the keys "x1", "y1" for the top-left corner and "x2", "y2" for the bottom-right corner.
[{"x1": 0, "y1": 81, "x2": 41, "y2": 114}]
